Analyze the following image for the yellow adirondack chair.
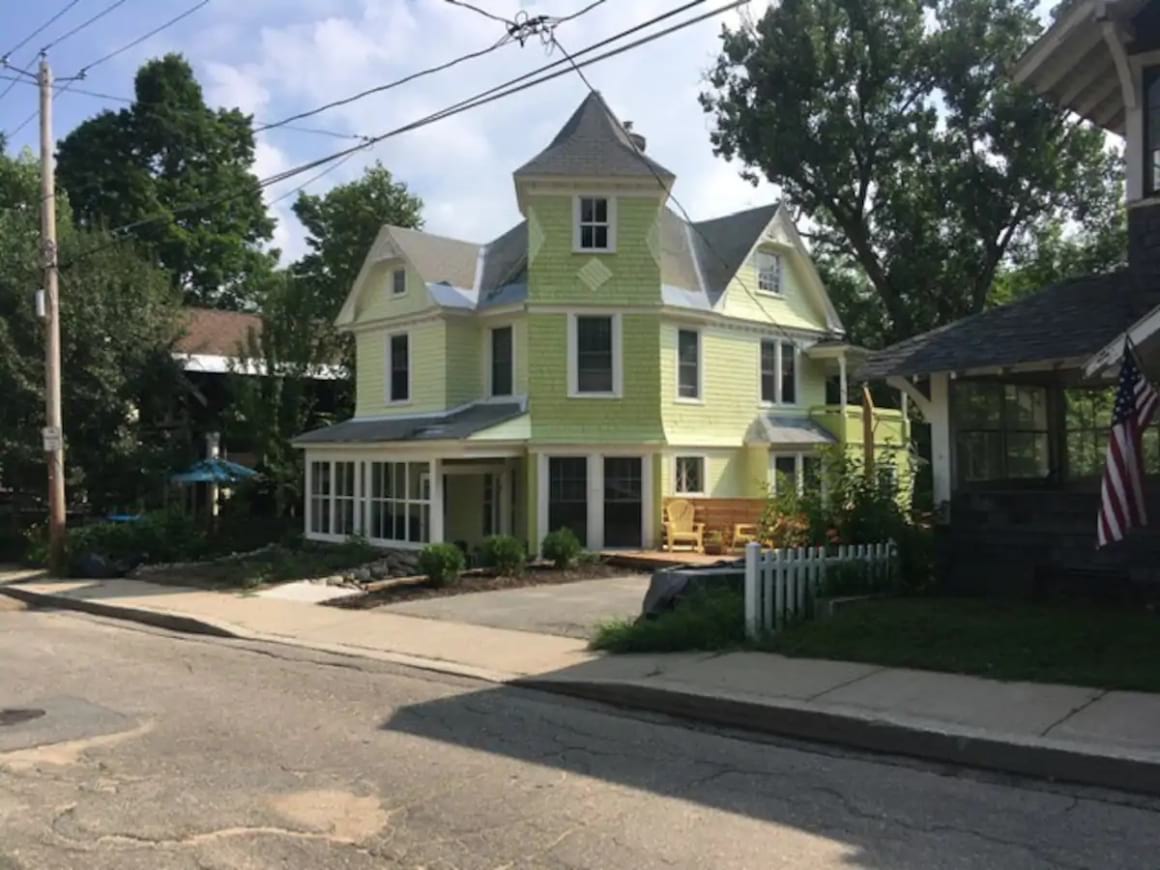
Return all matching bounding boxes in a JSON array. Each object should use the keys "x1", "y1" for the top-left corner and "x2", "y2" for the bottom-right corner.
[{"x1": 663, "y1": 499, "x2": 705, "y2": 553}]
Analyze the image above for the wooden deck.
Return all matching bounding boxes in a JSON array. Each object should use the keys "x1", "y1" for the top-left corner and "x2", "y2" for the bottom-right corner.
[{"x1": 599, "y1": 549, "x2": 744, "y2": 570}]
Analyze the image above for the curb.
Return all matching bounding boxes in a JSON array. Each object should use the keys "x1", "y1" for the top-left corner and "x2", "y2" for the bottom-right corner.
[
  {"x1": 515, "y1": 678, "x2": 1160, "y2": 798},
  {"x1": 0, "y1": 586, "x2": 239, "y2": 639}
]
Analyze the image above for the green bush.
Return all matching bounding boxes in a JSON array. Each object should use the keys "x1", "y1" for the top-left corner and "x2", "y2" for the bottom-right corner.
[
  {"x1": 541, "y1": 528, "x2": 582, "y2": 569},
  {"x1": 480, "y1": 534, "x2": 526, "y2": 576},
  {"x1": 591, "y1": 586, "x2": 746, "y2": 653},
  {"x1": 418, "y1": 543, "x2": 466, "y2": 587},
  {"x1": 58, "y1": 509, "x2": 206, "y2": 574}
]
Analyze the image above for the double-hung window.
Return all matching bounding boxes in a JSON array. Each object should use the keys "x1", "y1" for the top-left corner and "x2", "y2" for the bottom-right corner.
[
  {"x1": 756, "y1": 251, "x2": 782, "y2": 294},
  {"x1": 388, "y1": 333, "x2": 409, "y2": 403},
  {"x1": 490, "y1": 326, "x2": 513, "y2": 397},
  {"x1": 1147, "y1": 69, "x2": 1160, "y2": 195},
  {"x1": 391, "y1": 267, "x2": 406, "y2": 296},
  {"x1": 677, "y1": 329, "x2": 701, "y2": 400},
  {"x1": 772, "y1": 453, "x2": 824, "y2": 497},
  {"x1": 760, "y1": 338, "x2": 797, "y2": 405},
  {"x1": 571, "y1": 314, "x2": 618, "y2": 396},
  {"x1": 576, "y1": 196, "x2": 613, "y2": 251},
  {"x1": 674, "y1": 456, "x2": 705, "y2": 495}
]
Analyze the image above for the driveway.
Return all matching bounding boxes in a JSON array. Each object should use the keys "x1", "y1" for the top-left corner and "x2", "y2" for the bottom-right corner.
[{"x1": 380, "y1": 574, "x2": 650, "y2": 639}]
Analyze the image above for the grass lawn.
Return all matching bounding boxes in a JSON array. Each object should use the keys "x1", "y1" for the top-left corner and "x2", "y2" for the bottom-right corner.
[{"x1": 769, "y1": 597, "x2": 1160, "y2": 693}]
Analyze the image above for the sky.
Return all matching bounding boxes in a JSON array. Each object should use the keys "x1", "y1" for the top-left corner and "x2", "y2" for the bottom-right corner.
[{"x1": 0, "y1": 0, "x2": 780, "y2": 264}]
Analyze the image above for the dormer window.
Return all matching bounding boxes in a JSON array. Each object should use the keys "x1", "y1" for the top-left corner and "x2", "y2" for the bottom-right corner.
[
  {"x1": 756, "y1": 251, "x2": 782, "y2": 294},
  {"x1": 1146, "y1": 69, "x2": 1160, "y2": 195},
  {"x1": 391, "y1": 267, "x2": 406, "y2": 296},
  {"x1": 574, "y1": 196, "x2": 615, "y2": 252}
]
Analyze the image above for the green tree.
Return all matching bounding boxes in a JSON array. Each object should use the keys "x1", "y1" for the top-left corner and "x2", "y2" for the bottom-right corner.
[
  {"x1": 0, "y1": 147, "x2": 186, "y2": 511},
  {"x1": 702, "y1": 0, "x2": 1123, "y2": 344},
  {"x1": 56, "y1": 54, "x2": 275, "y2": 309},
  {"x1": 291, "y1": 160, "x2": 423, "y2": 320},
  {"x1": 225, "y1": 272, "x2": 348, "y2": 517}
]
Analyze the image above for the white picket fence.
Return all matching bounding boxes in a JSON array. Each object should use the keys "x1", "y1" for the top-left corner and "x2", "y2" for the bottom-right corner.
[{"x1": 743, "y1": 541, "x2": 897, "y2": 638}]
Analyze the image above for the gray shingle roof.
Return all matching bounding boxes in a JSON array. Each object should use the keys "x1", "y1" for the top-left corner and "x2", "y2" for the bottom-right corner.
[
  {"x1": 745, "y1": 415, "x2": 839, "y2": 446},
  {"x1": 293, "y1": 402, "x2": 526, "y2": 446},
  {"x1": 691, "y1": 203, "x2": 781, "y2": 297},
  {"x1": 390, "y1": 226, "x2": 479, "y2": 290},
  {"x1": 479, "y1": 221, "x2": 527, "y2": 295},
  {"x1": 514, "y1": 92, "x2": 675, "y2": 181},
  {"x1": 858, "y1": 271, "x2": 1154, "y2": 379}
]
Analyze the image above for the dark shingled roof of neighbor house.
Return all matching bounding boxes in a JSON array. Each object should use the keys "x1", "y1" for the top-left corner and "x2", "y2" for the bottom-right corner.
[
  {"x1": 514, "y1": 91, "x2": 674, "y2": 181},
  {"x1": 857, "y1": 271, "x2": 1153, "y2": 379},
  {"x1": 292, "y1": 402, "x2": 525, "y2": 445}
]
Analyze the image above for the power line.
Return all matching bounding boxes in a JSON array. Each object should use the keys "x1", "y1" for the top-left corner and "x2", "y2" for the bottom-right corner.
[
  {"x1": 60, "y1": 0, "x2": 738, "y2": 268},
  {"x1": 69, "y1": 0, "x2": 209, "y2": 79},
  {"x1": 41, "y1": 0, "x2": 131, "y2": 52},
  {"x1": 2, "y1": 0, "x2": 84, "y2": 62},
  {"x1": 256, "y1": 0, "x2": 607, "y2": 134},
  {"x1": 550, "y1": 27, "x2": 800, "y2": 346},
  {"x1": 253, "y1": 33, "x2": 512, "y2": 135}
]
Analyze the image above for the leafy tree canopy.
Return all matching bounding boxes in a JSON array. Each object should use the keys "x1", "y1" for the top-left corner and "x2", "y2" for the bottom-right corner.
[
  {"x1": 56, "y1": 54, "x2": 275, "y2": 309},
  {"x1": 291, "y1": 160, "x2": 423, "y2": 321},
  {"x1": 702, "y1": 0, "x2": 1123, "y2": 346},
  {"x1": 0, "y1": 148, "x2": 186, "y2": 510}
]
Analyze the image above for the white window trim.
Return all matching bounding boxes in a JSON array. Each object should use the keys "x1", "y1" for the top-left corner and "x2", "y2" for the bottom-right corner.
[
  {"x1": 769, "y1": 452, "x2": 825, "y2": 498},
  {"x1": 486, "y1": 323, "x2": 516, "y2": 399},
  {"x1": 755, "y1": 249, "x2": 784, "y2": 296},
  {"x1": 672, "y1": 454, "x2": 708, "y2": 497},
  {"x1": 758, "y1": 338, "x2": 800, "y2": 408},
  {"x1": 572, "y1": 194, "x2": 617, "y2": 253},
  {"x1": 385, "y1": 330, "x2": 412, "y2": 406},
  {"x1": 566, "y1": 312, "x2": 623, "y2": 399},
  {"x1": 391, "y1": 266, "x2": 408, "y2": 297},
  {"x1": 674, "y1": 327, "x2": 704, "y2": 404}
]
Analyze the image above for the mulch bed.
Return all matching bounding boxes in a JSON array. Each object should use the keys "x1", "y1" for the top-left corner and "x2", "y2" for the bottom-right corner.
[{"x1": 326, "y1": 561, "x2": 646, "y2": 610}]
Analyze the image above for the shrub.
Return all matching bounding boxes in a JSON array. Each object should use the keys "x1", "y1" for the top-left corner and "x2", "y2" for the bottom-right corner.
[
  {"x1": 480, "y1": 534, "x2": 526, "y2": 576},
  {"x1": 59, "y1": 509, "x2": 206, "y2": 574},
  {"x1": 418, "y1": 543, "x2": 466, "y2": 587},
  {"x1": 541, "y1": 528, "x2": 582, "y2": 569}
]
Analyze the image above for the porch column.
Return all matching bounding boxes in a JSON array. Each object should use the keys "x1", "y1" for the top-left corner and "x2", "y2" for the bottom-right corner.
[
  {"x1": 587, "y1": 453, "x2": 603, "y2": 551},
  {"x1": 838, "y1": 354, "x2": 848, "y2": 408},
  {"x1": 500, "y1": 464, "x2": 514, "y2": 536},
  {"x1": 930, "y1": 373, "x2": 952, "y2": 510},
  {"x1": 430, "y1": 458, "x2": 444, "y2": 544}
]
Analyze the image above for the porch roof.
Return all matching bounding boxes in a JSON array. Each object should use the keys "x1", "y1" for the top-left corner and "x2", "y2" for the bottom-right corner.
[
  {"x1": 292, "y1": 402, "x2": 525, "y2": 446},
  {"x1": 858, "y1": 271, "x2": 1150, "y2": 380},
  {"x1": 745, "y1": 415, "x2": 838, "y2": 447}
]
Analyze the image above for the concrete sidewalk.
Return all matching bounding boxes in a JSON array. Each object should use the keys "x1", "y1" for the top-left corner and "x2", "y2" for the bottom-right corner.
[{"x1": 5, "y1": 567, "x2": 1160, "y2": 795}]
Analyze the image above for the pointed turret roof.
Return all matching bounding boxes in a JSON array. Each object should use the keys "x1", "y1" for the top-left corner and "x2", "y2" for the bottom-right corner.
[{"x1": 513, "y1": 91, "x2": 674, "y2": 181}]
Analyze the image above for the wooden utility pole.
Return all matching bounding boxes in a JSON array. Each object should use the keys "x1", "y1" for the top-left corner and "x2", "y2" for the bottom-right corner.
[{"x1": 39, "y1": 56, "x2": 66, "y2": 572}]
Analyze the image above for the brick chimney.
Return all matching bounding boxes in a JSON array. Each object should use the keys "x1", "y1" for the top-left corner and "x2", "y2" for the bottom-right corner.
[{"x1": 623, "y1": 120, "x2": 646, "y2": 153}]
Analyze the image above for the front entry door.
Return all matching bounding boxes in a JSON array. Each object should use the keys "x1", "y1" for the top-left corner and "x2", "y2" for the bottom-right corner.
[{"x1": 603, "y1": 457, "x2": 643, "y2": 548}]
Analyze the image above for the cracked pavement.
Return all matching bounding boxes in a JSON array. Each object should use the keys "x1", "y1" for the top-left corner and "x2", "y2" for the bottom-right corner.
[{"x1": 2, "y1": 610, "x2": 1160, "y2": 868}]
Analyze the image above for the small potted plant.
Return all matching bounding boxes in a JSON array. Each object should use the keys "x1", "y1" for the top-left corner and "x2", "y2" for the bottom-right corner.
[{"x1": 703, "y1": 530, "x2": 725, "y2": 555}]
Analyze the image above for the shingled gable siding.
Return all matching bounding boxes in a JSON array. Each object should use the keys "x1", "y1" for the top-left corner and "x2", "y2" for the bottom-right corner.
[
  {"x1": 527, "y1": 312, "x2": 664, "y2": 443},
  {"x1": 444, "y1": 317, "x2": 482, "y2": 406},
  {"x1": 355, "y1": 260, "x2": 430, "y2": 322},
  {"x1": 354, "y1": 319, "x2": 447, "y2": 418},
  {"x1": 659, "y1": 321, "x2": 827, "y2": 447},
  {"x1": 719, "y1": 242, "x2": 829, "y2": 331},
  {"x1": 658, "y1": 446, "x2": 768, "y2": 499},
  {"x1": 525, "y1": 194, "x2": 663, "y2": 304}
]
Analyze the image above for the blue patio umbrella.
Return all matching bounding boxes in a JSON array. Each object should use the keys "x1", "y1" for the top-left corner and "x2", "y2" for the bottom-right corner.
[{"x1": 170, "y1": 458, "x2": 259, "y2": 485}]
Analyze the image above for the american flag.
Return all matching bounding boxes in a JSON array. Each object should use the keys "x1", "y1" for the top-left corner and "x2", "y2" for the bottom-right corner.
[{"x1": 1098, "y1": 343, "x2": 1160, "y2": 548}]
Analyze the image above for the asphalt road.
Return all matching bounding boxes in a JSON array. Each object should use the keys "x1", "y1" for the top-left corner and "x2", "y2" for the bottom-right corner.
[{"x1": 2, "y1": 606, "x2": 1160, "y2": 869}]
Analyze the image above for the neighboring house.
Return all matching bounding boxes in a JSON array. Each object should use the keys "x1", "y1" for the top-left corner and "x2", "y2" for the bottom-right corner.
[
  {"x1": 174, "y1": 307, "x2": 344, "y2": 466},
  {"x1": 294, "y1": 92, "x2": 908, "y2": 553},
  {"x1": 860, "y1": 0, "x2": 1160, "y2": 588}
]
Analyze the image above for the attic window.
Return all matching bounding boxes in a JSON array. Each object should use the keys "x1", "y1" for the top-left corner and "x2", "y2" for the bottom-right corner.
[
  {"x1": 575, "y1": 196, "x2": 615, "y2": 252},
  {"x1": 756, "y1": 251, "x2": 782, "y2": 294},
  {"x1": 392, "y1": 268, "x2": 406, "y2": 296}
]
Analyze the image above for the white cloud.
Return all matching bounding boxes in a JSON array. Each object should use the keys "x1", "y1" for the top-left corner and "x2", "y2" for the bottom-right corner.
[{"x1": 177, "y1": 0, "x2": 781, "y2": 255}]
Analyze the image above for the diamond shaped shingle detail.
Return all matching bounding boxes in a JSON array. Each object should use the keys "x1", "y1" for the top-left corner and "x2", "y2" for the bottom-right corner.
[
  {"x1": 527, "y1": 209, "x2": 545, "y2": 266},
  {"x1": 577, "y1": 258, "x2": 613, "y2": 291},
  {"x1": 646, "y1": 217, "x2": 661, "y2": 266}
]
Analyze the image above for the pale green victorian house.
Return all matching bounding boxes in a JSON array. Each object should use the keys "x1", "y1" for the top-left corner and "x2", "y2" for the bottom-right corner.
[{"x1": 294, "y1": 93, "x2": 908, "y2": 553}]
